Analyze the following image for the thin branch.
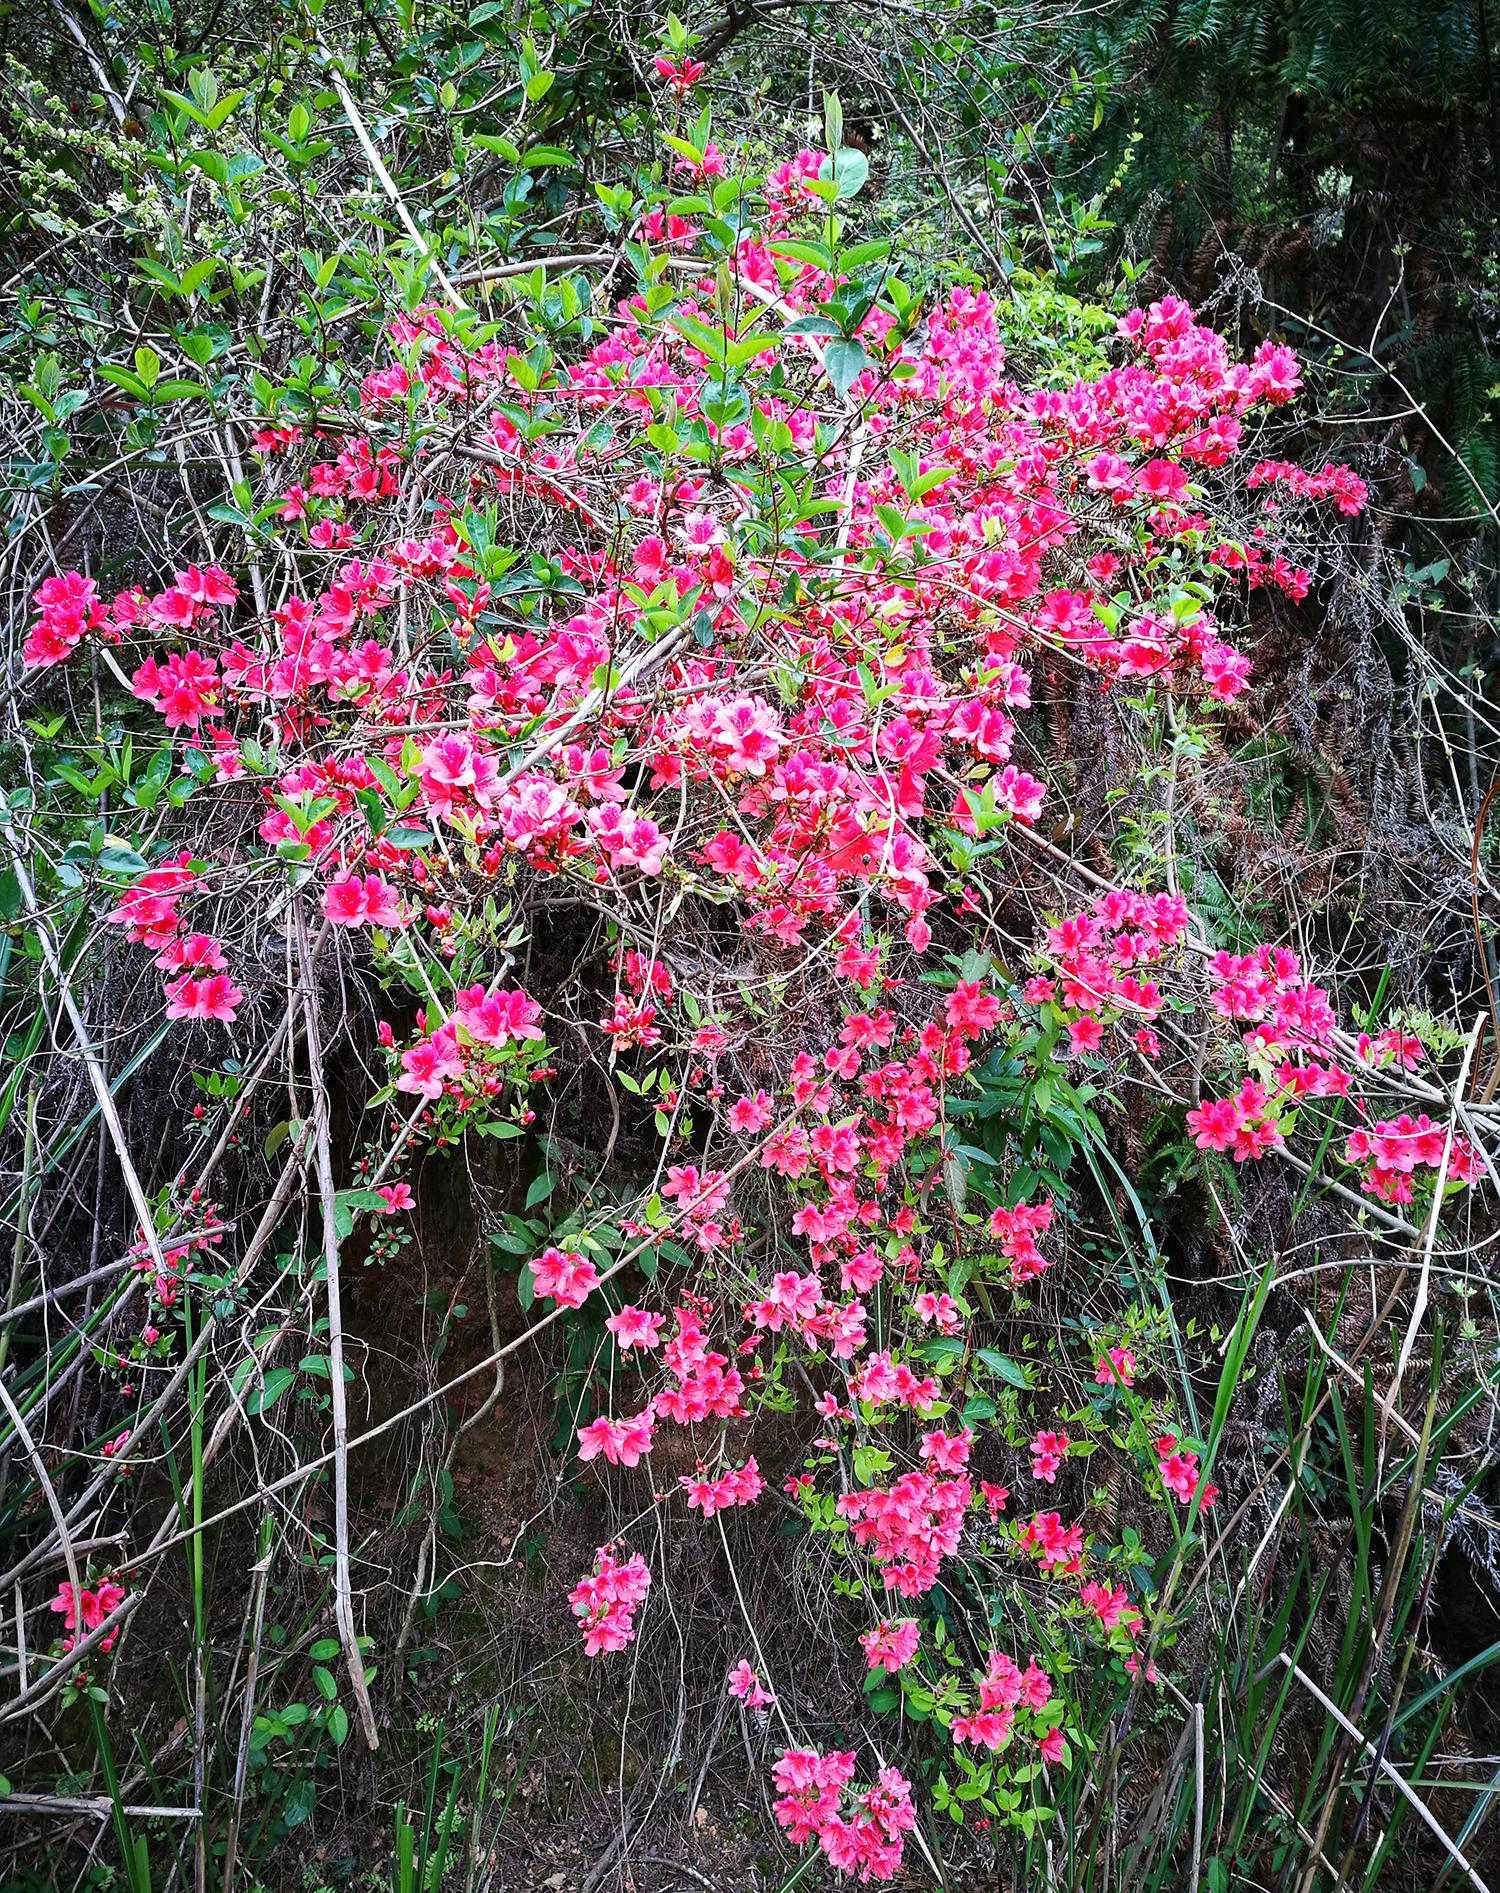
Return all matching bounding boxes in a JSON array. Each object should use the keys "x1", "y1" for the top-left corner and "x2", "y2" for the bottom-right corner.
[{"x1": 295, "y1": 898, "x2": 379, "y2": 1751}]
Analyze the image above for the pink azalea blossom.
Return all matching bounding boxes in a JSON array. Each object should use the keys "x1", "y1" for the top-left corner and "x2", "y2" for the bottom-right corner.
[
  {"x1": 530, "y1": 1246, "x2": 600, "y2": 1310},
  {"x1": 727, "y1": 1658, "x2": 774, "y2": 1708}
]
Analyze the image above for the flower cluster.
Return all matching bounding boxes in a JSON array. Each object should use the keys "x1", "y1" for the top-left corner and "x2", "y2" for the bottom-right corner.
[
  {"x1": 24, "y1": 214, "x2": 1366, "y2": 1057},
  {"x1": 106, "y1": 850, "x2": 243, "y2": 1024},
  {"x1": 771, "y1": 1746, "x2": 917, "y2": 1883},
  {"x1": 1026, "y1": 888, "x2": 1191, "y2": 1060},
  {"x1": 950, "y1": 1648, "x2": 1058, "y2": 1758},
  {"x1": 1246, "y1": 457, "x2": 1370, "y2": 516},
  {"x1": 49, "y1": 1576, "x2": 127, "y2": 1653},
  {"x1": 394, "y1": 985, "x2": 545, "y2": 1108},
  {"x1": 1155, "y1": 1432, "x2": 1218, "y2": 1510},
  {"x1": 1183, "y1": 942, "x2": 1484, "y2": 1202},
  {"x1": 681, "y1": 1456, "x2": 765, "y2": 1515},
  {"x1": 726, "y1": 1657, "x2": 774, "y2": 1708},
  {"x1": 530, "y1": 1246, "x2": 600, "y2": 1310},
  {"x1": 1344, "y1": 1113, "x2": 1481, "y2": 1205},
  {"x1": 859, "y1": 1617, "x2": 921, "y2": 1672},
  {"x1": 1186, "y1": 1080, "x2": 1287, "y2": 1162},
  {"x1": 568, "y1": 1543, "x2": 652, "y2": 1656},
  {"x1": 837, "y1": 1470, "x2": 972, "y2": 1597}
]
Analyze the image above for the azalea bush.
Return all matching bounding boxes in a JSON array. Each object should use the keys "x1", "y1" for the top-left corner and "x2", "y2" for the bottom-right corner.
[{"x1": 4, "y1": 35, "x2": 1500, "y2": 1893}]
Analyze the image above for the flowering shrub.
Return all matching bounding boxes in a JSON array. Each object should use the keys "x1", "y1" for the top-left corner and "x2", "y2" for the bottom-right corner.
[{"x1": 18, "y1": 105, "x2": 1488, "y2": 1879}]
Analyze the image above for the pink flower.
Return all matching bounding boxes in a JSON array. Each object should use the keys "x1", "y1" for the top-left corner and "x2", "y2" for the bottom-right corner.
[
  {"x1": 653, "y1": 54, "x2": 704, "y2": 91},
  {"x1": 23, "y1": 571, "x2": 106, "y2": 668},
  {"x1": 164, "y1": 972, "x2": 243, "y2": 1023},
  {"x1": 1038, "y1": 1725, "x2": 1066, "y2": 1764},
  {"x1": 1251, "y1": 339, "x2": 1302, "y2": 403},
  {"x1": 569, "y1": 1544, "x2": 650, "y2": 1656},
  {"x1": 709, "y1": 695, "x2": 783, "y2": 776},
  {"x1": 952, "y1": 1708, "x2": 1014, "y2": 1752},
  {"x1": 919, "y1": 1426, "x2": 974, "y2": 1473},
  {"x1": 324, "y1": 872, "x2": 407, "y2": 928},
  {"x1": 1030, "y1": 1429, "x2": 1069, "y2": 1483},
  {"x1": 727, "y1": 1658, "x2": 774, "y2": 1708},
  {"x1": 131, "y1": 649, "x2": 222, "y2": 727},
  {"x1": 1094, "y1": 1346, "x2": 1136, "y2": 1387},
  {"x1": 396, "y1": 1032, "x2": 462, "y2": 1099},
  {"x1": 727, "y1": 1090, "x2": 775, "y2": 1133},
  {"x1": 155, "y1": 932, "x2": 226, "y2": 973},
  {"x1": 979, "y1": 1481, "x2": 1009, "y2": 1519},
  {"x1": 529, "y1": 1246, "x2": 600, "y2": 1310},
  {"x1": 1020, "y1": 1509, "x2": 1084, "y2": 1574},
  {"x1": 455, "y1": 984, "x2": 544, "y2": 1047},
  {"x1": 1081, "y1": 1580, "x2": 1136, "y2": 1632},
  {"x1": 1187, "y1": 1096, "x2": 1241, "y2": 1152},
  {"x1": 771, "y1": 1747, "x2": 914, "y2": 1880},
  {"x1": 859, "y1": 1618, "x2": 920, "y2": 1672},
  {"x1": 577, "y1": 1407, "x2": 654, "y2": 1467},
  {"x1": 50, "y1": 1577, "x2": 127, "y2": 1651},
  {"x1": 680, "y1": 1456, "x2": 763, "y2": 1516},
  {"x1": 944, "y1": 979, "x2": 1002, "y2": 1037},
  {"x1": 606, "y1": 1305, "x2": 664, "y2": 1351},
  {"x1": 912, "y1": 1290, "x2": 962, "y2": 1335},
  {"x1": 1155, "y1": 1432, "x2": 1205, "y2": 1504}
]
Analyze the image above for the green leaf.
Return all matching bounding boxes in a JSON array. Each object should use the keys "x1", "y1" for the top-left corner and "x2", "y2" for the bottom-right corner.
[
  {"x1": 909, "y1": 466, "x2": 956, "y2": 499},
  {"x1": 282, "y1": 1776, "x2": 316, "y2": 1825},
  {"x1": 668, "y1": 310, "x2": 727, "y2": 363},
  {"x1": 726, "y1": 331, "x2": 780, "y2": 367},
  {"x1": 96, "y1": 845, "x2": 151, "y2": 876},
  {"x1": 839, "y1": 239, "x2": 891, "y2": 269},
  {"x1": 823, "y1": 91, "x2": 844, "y2": 158},
  {"x1": 770, "y1": 237, "x2": 834, "y2": 270},
  {"x1": 97, "y1": 363, "x2": 149, "y2": 400},
  {"x1": 365, "y1": 754, "x2": 407, "y2": 804},
  {"x1": 977, "y1": 1348, "x2": 1028, "y2": 1388},
  {"x1": 822, "y1": 148, "x2": 870, "y2": 199},
  {"x1": 333, "y1": 1188, "x2": 388, "y2": 1237},
  {"x1": 247, "y1": 1366, "x2": 295, "y2": 1416},
  {"x1": 471, "y1": 132, "x2": 522, "y2": 161},
  {"x1": 822, "y1": 339, "x2": 869, "y2": 405}
]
